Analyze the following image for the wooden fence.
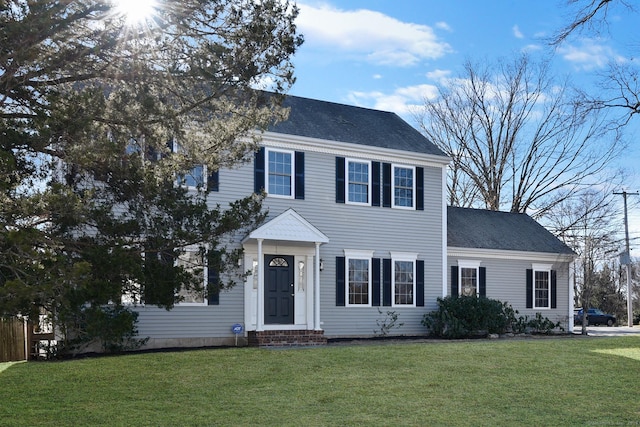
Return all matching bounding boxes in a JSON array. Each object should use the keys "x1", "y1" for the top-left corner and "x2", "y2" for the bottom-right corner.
[{"x1": 0, "y1": 317, "x2": 26, "y2": 362}]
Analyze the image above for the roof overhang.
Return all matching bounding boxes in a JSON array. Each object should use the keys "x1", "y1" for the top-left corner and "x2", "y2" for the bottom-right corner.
[
  {"x1": 255, "y1": 130, "x2": 452, "y2": 168},
  {"x1": 447, "y1": 247, "x2": 577, "y2": 263}
]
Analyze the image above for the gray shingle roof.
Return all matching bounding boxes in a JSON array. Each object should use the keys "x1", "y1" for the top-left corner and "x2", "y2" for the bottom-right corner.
[
  {"x1": 448, "y1": 206, "x2": 575, "y2": 255},
  {"x1": 268, "y1": 95, "x2": 447, "y2": 157}
]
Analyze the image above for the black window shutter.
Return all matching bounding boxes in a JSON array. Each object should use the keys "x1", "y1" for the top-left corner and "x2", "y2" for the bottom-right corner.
[
  {"x1": 479, "y1": 267, "x2": 486, "y2": 297},
  {"x1": 416, "y1": 260, "x2": 425, "y2": 306},
  {"x1": 526, "y1": 269, "x2": 533, "y2": 308},
  {"x1": 382, "y1": 163, "x2": 392, "y2": 208},
  {"x1": 416, "y1": 167, "x2": 424, "y2": 211},
  {"x1": 336, "y1": 157, "x2": 345, "y2": 203},
  {"x1": 551, "y1": 270, "x2": 557, "y2": 309},
  {"x1": 372, "y1": 161, "x2": 381, "y2": 207},
  {"x1": 146, "y1": 145, "x2": 158, "y2": 162},
  {"x1": 451, "y1": 266, "x2": 458, "y2": 297},
  {"x1": 336, "y1": 257, "x2": 345, "y2": 306},
  {"x1": 167, "y1": 139, "x2": 174, "y2": 152},
  {"x1": 155, "y1": 139, "x2": 173, "y2": 161},
  {"x1": 254, "y1": 147, "x2": 265, "y2": 193},
  {"x1": 382, "y1": 258, "x2": 392, "y2": 306},
  {"x1": 207, "y1": 170, "x2": 219, "y2": 192},
  {"x1": 294, "y1": 151, "x2": 304, "y2": 200},
  {"x1": 372, "y1": 258, "x2": 381, "y2": 306},
  {"x1": 207, "y1": 251, "x2": 220, "y2": 305}
]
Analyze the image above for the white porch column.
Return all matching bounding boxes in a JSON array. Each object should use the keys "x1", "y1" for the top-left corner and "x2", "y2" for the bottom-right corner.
[
  {"x1": 257, "y1": 238, "x2": 264, "y2": 332},
  {"x1": 314, "y1": 242, "x2": 321, "y2": 331}
]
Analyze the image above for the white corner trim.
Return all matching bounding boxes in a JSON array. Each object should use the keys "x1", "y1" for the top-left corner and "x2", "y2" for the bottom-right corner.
[{"x1": 442, "y1": 166, "x2": 448, "y2": 298}]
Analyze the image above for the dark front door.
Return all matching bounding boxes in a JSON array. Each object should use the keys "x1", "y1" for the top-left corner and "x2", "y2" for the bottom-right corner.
[{"x1": 265, "y1": 255, "x2": 294, "y2": 325}]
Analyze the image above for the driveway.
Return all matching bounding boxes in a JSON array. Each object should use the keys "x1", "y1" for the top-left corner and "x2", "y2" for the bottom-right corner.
[{"x1": 572, "y1": 325, "x2": 640, "y2": 337}]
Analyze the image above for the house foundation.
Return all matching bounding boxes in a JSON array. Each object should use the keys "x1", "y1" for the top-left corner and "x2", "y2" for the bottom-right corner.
[{"x1": 248, "y1": 330, "x2": 327, "y2": 347}]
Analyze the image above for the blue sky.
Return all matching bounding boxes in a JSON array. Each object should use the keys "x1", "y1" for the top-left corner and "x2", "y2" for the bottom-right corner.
[{"x1": 287, "y1": 0, "x2": 640, "y2": 246}]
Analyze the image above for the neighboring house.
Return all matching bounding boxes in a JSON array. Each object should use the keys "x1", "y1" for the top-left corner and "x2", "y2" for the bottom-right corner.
[{"x1": 132, "y1": 95, "x2": 576, "y2": 348}]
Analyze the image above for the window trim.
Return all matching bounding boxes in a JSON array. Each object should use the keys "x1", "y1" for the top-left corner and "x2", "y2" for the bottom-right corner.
[
  {"x1": 266, "y1": 147, "x2": 295, "y2": 199},
  {"x1": 391, "y1": 164, "x2": 416, "y2": 210},
  {"x1": 175, "y1": 250, "x2": 207, "y2": 306},
  {"x1": 345, "y1": 158, "x2": 372, "y2": 206},
  {"x1": 178, "y1": 164, "x2": 207, "y2": 190},
  {"x1": 173, "y1": 139, "x2": 207, "y2": 190},
  {"x1": 532, "y1": 263, "x2": 552, "y2": 310},
  {"x1": 458, "y1": 260, "x2": 481, "y2": 297},
  {"x1": 344, "y1": 249, "x2": 374, "y2": 307},
  {"x1": 391, "y1": 252, "x2": 418, "y2": 307}
]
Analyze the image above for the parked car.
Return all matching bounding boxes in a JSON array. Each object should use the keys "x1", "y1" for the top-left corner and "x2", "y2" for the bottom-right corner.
[{"x1": 574, "y1": 308, "x2": 616, "y2": 326}]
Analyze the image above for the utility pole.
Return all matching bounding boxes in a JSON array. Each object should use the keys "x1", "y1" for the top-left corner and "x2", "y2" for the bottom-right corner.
[{"x1": 614, "y1": 190, "x2": 639, "y2": 327}]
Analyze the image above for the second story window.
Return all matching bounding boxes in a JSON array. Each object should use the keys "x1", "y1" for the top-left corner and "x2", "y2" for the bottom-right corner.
[
  {"x1": 347, "y1": 159, "x2": 371, "y2": 205},
  {"x1": 254, "y1": 147, "x2": 304, "y2": 199},
  {"x1": 178, "y1": 164, "x2": 205, "y2": 188},
  {"x1": 393, "y1": 165, "x2": 415, "y2": 208},
  {"x1": 267, "y1": 148, "x2": 293, "y2": 197}
]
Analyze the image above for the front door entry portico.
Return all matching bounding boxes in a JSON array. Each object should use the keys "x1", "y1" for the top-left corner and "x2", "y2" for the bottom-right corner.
[{"x1": 265, "y1": 255, "x2": 294, "y2": 325}]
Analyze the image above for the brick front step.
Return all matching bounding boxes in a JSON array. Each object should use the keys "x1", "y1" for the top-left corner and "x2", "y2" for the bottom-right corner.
[{"x1": 248, "y1": 330, "x2": 327, "y2": 347}]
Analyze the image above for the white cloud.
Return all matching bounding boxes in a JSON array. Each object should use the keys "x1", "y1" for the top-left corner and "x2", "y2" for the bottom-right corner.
[
  {"x1": 297, "y1": 3, "x2": 452, "y2": 66},
  {"x1": 426, "y1": 69, "x2": 452, "y2": 83},
  {"x1": 512, "y1": 25, "x2": 524, "y2": 39},
  {"x1": 435, "y1": 21, "x2": 452, "y2": 32},
  {"x1": 522, "y1": 44, "x2": 542, "y2": 53},
  {"x1": 346, "y1": 84, "x2": 439, "y2": 117},
  {"x1": 558, "y1": 39, "x2": 626, "y2": 71},
  {"x1": 372, "y1": 74, "x2": 383, "y2": 79}
]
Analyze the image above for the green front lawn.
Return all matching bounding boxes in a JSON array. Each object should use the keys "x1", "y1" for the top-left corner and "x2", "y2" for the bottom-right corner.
[{"x1": 1, "y1": 336, "x2": 639, "y2": 426}]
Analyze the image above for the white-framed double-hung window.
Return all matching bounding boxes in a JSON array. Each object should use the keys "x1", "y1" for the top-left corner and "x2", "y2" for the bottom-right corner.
[
  {"x1": 175, "y1": 250, "x2": 206, "y2": 305},
  {"x1": 532, "y1": 263, "x2": 552, "y2": 309},
  {"x1": 391, "y1": 252, "x2": 418, "y2": 307},
  {"x1": 346, "y1": 159, "x2": 371, "y2": 205},
  {"x1": 173, "y1": 140, "x2": 206, "y2": 189},
  {"x1": 178, "y1": 165, "x2": 205, "y2": 189},
  {"x1": 345, "y1": 250, "x2": 374, "y2": 306},
  {"x1": 267, "y1": 148, "x2": 294, "y2": 198},
  {"x1": 392, "y1": 164, "x2": 415, "y2": 209},
  {"x1": 458, "y1": 260, "x2": 481, "y2": 297}
]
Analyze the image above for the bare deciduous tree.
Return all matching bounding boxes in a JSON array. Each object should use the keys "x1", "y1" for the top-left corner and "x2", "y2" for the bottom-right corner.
[
  {"x1": 553, "y1": 0, "x2": 640, "y2": 122},
  {"x1": 414, "y1": 54, "x2": 622, "y2": 217},
  {"x1": 547, "y1": 189, "x2": 621, "y2": 333}
]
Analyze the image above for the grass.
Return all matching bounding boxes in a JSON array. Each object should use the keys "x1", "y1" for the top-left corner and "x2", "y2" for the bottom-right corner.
[{"x1": 1, "y1": 336, "x2": 639, "y2": 426}]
